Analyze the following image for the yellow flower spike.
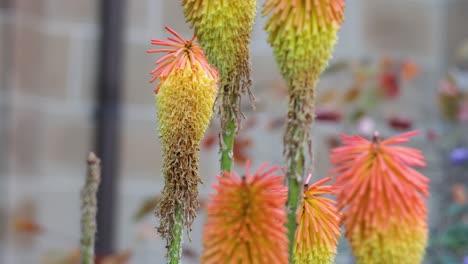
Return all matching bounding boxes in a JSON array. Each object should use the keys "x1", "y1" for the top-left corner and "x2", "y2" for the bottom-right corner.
[
  {"x1": 294, "y1": 176, "x2": 341, "y2": 264},
  {"x1": 202, "y1": 161, "x2": 289, "y2": 264},
  {"x1": 331, "y1": 131, "x2": 429, "y2": 264},
  {"x1": 147, "y1": 26, "x2": 218, "y2": 246},
  {"x1": 182, "y1": 0, "x2": 257, "y2": 152},
  {"x1": 263, "y1": 0, "x2": 345, "y2": 88}
]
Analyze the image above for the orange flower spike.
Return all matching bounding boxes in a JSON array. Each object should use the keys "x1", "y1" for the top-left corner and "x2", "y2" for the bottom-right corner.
[
  {"x1": 202, "y1": 161, "x2": 289, "y2": 264},
  {"x1": 331, "y1": 131, "x2": 429, "y2": 264},
  {"x1": 294, "y1": 176, "x2": 342, "y2": 264}
]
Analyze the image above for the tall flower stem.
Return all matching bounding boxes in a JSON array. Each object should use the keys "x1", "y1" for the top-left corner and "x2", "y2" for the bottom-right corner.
[
  {"x1": 168, "y1": 207, "x2": 184, "y2": 264},
  {"x1": 81, "y1": 152, "x2": 101, "y2": 264},
  {"x1": 263, "y1": 0, "x2": 345, "y2": 259},
  {"x1": 220, "y1": 113, "x2": 236, "y2": 173},
  {"x1": 283, "y1": 88, "x2": 314, "y2": 260},
  {"x1": 285, "y1": 148, "x2": 303, "y2": 260}
]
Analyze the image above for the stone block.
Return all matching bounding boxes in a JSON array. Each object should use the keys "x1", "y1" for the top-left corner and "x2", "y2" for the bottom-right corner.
[
  {"x1": 362, "y1": 0, "x2": 435, "y2": 57},
  {"x1": 120, "y1": 117, "x2": 162, "y2": 179},
  {"x1": 127, "y1": 0, "x2": 148, "y2": 29},
  {"x1": 15, "y1": 0, "x2": 96, "y2": 24},
  {"x1": 447, "y1": 0, "x2": 468, "y2": 66},
  {"x1": 15, "y1": 0, "x2": 47, "y2": 18},
  {"x1": 45, "y1": 0, "x2": 97, "y2": 23},
  {"x1": 124, "y1": 41, "x2": 156, "y2": 105},
  {"x1": 41, "y1": 112, "x2": 93, "y2": 171},
  {"x1": 160, "y1": 0, "x2": 192, "y2": 39},
  {"x1": 10, "y1": 108, "x2": 45, "y2": 176},
  {"x1": 14, "y1": 24, "x2": 70, "y2": 99}
]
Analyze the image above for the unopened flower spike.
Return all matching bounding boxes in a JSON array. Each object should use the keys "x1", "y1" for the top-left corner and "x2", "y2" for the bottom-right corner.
[
  {"x1": 202, "y1": 161, "x2": 289, "y2": 264},
  {"x1": 294, "y1": 177, "x2": 342, "y2": 264},
  {"x1": 263, "y1": 0, "x2": 345, "y2": 258},
  {"x1": 148, "y1": 26, "x2": 218, "y2": 262},
  {"x1": 331, "y1": 130, "x2": 429, "y2": 264},
  {"x1": 183, "y1": 0, "x2": 257, "y2": 172},
  {"x1": 263, "y1": 0, "x2": 345, "y2": 87}
]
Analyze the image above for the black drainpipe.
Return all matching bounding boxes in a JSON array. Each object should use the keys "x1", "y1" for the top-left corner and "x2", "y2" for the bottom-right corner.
[{"x1": 94, "y1": 0, "x2": 126, "y2": 256}]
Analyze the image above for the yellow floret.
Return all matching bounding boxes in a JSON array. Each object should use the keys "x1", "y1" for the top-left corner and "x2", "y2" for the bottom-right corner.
[
  {"x1": 294, "y1": 246, "x2": 336, "y2": 264},
  {"x1": 349, "y1": 220, "x2": 428, "y2": 264}
]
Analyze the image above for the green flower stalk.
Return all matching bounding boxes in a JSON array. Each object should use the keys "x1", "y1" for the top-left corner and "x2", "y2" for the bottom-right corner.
[
  {"x1": 182, "y1": 0, "x2": 257, "y2": 173},
  {"x1": 147, "y1": 26, "x2": 218, "y2": 263},
  {"x1": 80, "y1": 152, "x2": 101, "y2": 264},
  {"x1": 263, "y1": 0, "x2": 345, "y2": 259}
]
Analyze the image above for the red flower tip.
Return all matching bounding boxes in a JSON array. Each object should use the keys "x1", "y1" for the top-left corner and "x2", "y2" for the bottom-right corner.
[{"x1": 147, "y1": 26, "x2": 218, "y2": 94}]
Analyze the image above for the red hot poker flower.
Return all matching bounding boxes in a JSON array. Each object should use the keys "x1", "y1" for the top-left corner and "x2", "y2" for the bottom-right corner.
[
  {"x1": 294, "y1": 177, "x2": 342, "y2": 263},
  {"x1": 202, "y1": 161, "x2": 288, "y2": 264},
  {"x1": 147, "y1": 26, "x2": 217, "y2": 94},
  {"x1": 331, "y1": 131, "x2": 429, "y2": 263}
]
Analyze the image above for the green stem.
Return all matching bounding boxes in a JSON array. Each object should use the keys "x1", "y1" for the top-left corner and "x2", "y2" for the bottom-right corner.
[
  {"x1": 220, "y1": 112, "x2": 236, "y2": 173},
  {"x1": 168, "y1": 207, "x2": 184, "y2": 264},
  {"x1": 81, "y1": 152, "x2": 101, "y2": 264},
  {"x1": 284, "y1": 87, "x2": 313, "y2": 262},
  {"x1": 286, "y1": 142, "x2": 304, "y2": 263}
]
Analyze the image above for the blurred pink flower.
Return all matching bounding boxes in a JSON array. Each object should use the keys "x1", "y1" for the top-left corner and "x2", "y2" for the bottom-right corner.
[
  {"x1": 357, "y1": 117, "x2": 375, "y2": 136},
  {"x1": 458, "y1": 101, "x2": 468, "y2": 122},
  {"x1": 316, "y1": 109, "x2": 343, "y2": 122},
  {"x1": 439, "y1": 79, "x2": 458, "y2": 96}
]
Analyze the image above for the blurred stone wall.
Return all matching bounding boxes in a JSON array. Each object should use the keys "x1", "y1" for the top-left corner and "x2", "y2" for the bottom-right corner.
[{"x1": 1, "y1": 0, "x2": 468, "y2": 263}]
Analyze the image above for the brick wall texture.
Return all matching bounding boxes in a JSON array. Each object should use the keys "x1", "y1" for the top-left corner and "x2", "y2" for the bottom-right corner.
[{"x1": 1, "y1": 0, "x2": 468, "y2": 263}]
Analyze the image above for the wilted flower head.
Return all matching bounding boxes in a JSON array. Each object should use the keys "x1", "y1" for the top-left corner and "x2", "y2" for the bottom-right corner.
[
  {"x1": 294, "y1": 176, "x2": 341, "y2": 264},
  {"x1": 148, "y1": 26, "x2": 217, "y2": 244},
  {"x1": 202, "y1": 161, "x2": 288, "y2": 263},
  {"x1": 331, "y1": 131, "x2": 429, "y2": 263}
]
